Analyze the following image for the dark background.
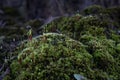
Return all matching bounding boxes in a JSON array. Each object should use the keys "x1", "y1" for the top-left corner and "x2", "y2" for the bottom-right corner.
[{"x1": 0, "y1": 0, "x2": 120, "y2": 19}]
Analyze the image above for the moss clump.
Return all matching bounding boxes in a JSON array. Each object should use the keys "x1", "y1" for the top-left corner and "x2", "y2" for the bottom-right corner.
[
  {"x1": 5, "y1": 33, "x2": 93, "y2": 80},
  {"x1": 43, "y1": 6, "x2": 120, "y2": 40},
  {"x1": 110, "y1": 30, "x2": 120, "y2": 43},
  {"x1": 42, "y1": 12, "x2": 120, "y2": 79},
  {"x1": 83, "y1": 5, "x2": 120, "y2": 30},
  {"x1": 3, "y1": 5, "x2": 120, "y2": 80},
  {"x1": 83, "y1": 5, "x2": 104, "y2": 15},
  {"x1": 44, "y1": 15, "x2": 108, "y2": 40},
  {"x1": 4, "y1": 32, "x2": 120, "y2": 80}
]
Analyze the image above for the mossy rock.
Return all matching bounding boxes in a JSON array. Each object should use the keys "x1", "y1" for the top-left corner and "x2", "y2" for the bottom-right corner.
[
  {"x1": 4, "y1": 32, "x2": 120, "y2": 80},
  {"x1": 82, "y1": 5, "x2": 120, "y2": 30},
  {"x1": 83, "y1": 5, "x2": 104, "y2": 15},
  {"x1": 43, "y1": 15, "x2": 108, "y2": 40},
  {"x1": 2, "y1": 5, "x2": 120, "y2": 80},
  {"x1": 4, "y1": 33, "x2": 93, "y2": 80},
  {"x1": 43, "y1": 11, "x2": 119, "y2": 41}
]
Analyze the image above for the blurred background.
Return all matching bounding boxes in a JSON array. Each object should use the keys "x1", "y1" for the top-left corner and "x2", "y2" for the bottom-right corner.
[{"x1": 0, "y1": 0, "x2": 120, "y2": 19}]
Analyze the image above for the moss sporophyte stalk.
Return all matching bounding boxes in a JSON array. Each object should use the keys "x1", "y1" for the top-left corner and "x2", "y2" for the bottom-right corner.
[{"x1": 27, "y1": 28, "x2": 32, "y2": 41}]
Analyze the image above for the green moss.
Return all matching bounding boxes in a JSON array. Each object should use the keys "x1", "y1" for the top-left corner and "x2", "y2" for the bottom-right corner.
[
  {"x1": 93, "y1": 50, "x2": 115, "y2": 70},
  {"x1": 83, "y1": 5, "x2": 104, "y2": 15},
  {"x1": 116, "y1": 44, "x2": 120, "y2": 52},
  {"x1": 5, "y1": 33, "x2": 93, "y2": 80},
  {"x1": 4, "y1": 31, "x2": 120, "y2": 80},
  {"x1": 105, "y1": 7, "x2": 120, "y2": 26},
  {"x1": 83, "y1": 5, "x2": 120, "y2": 30},
  {"x1": 44, "y1": 15, "x2": 108, "y2": 41},
  {"x1": 93, "y1": 70, "x2": 109, "y2": 80},
  {"x1": 110, "y1": 31, "x2": 120, "y2": 43},
  {"x1": 3, "y1": 5, "x2": 120, "y2": 80}
]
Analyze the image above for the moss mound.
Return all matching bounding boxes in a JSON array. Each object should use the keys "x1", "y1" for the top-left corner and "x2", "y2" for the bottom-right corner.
[
  {"x1": 83, "y1": 5, "x2": 104, "y2": 15},
  {"x1": 3, "y1": 5, "x2": 120, "y2": 80},
  {"x1": 4, "y1": 33, "x2": 93, "y2": 80},
  {"x1": 43, "y1": 5, "x2": 120, "y2": 43},
  {"x1": 4, "y1": 33, "x2": 120, "y2": 80},
  {"x1": 44, "y1": 15, "x2": 120, "y2": 42}
]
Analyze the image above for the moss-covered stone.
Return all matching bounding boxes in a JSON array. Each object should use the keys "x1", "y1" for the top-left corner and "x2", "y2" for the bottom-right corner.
[
  {"x1": 43, "y1": 15, "x2": 108, "y2": 40},
  {"x1": 83, "y1": 5, "x2": 104, "y2": 15},
  {"x1": 4, "y1": 33, "x2": 93, "y2": 80},
  {"x1": 2, "y1": 5, "x2": 120, "y2": 80},
  {"x1": 3, "y1": 31, "x2": 120, "y2": 80}
]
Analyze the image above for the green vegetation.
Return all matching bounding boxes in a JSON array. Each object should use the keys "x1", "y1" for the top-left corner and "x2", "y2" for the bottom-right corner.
[{"x1": 2, "y1": 5, "x2": 120, "y2": 80}]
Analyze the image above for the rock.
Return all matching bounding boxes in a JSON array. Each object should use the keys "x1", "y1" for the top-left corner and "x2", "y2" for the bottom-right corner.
[{"x1": 74, "y1": 74, "x2": 87, "y2": 80}]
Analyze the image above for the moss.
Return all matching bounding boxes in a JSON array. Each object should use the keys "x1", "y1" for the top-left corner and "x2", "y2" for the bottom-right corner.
[
  {"x1": 93, "y1": 50, "x2": 115, "y2": 70},
  {"x1": 43, "y1": 8, "x2": 120, "y2": 41},
  {"x1": 4, "y1": 31, "x2": 120, "y2": 80},
  {"x1": 83, "y1": 5, "x2": 104, "y2": 15},
  {"x1": 4, "y1": 33, "x2": 93, "y2": 80},
  {"x1": 83, "y1": 5, "x2": 120, "y2": 30},
  {"x1": 105, "y1": 7, "x2": 120, "y2": 27},
  {"x1": 79, "y1": 33, "x2": 115, "y2": 50},
  {"x1": 110, "y1": 31, "x2": 120, "y2": 43},
  {"x1": 116, "y1": 44, "x2": 120, "y2": 52},
  {"x1": 44, "y1": 15, "x2": 108, "y2": 41},
  {"x1": 3, "y1": 5, "x2": 120, "y2": 80},
  {"x1": 93, "y1": 70, "x2": 109, "y2": 80}
]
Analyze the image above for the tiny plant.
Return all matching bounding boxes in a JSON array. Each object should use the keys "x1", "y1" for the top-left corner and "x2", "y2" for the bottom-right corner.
[
  {"x1": 28, "y1": 28, "x2": 32, "y2": 41},
  {"x1": 27, "y1": 26, "x2": 33, "y2": 47}
]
